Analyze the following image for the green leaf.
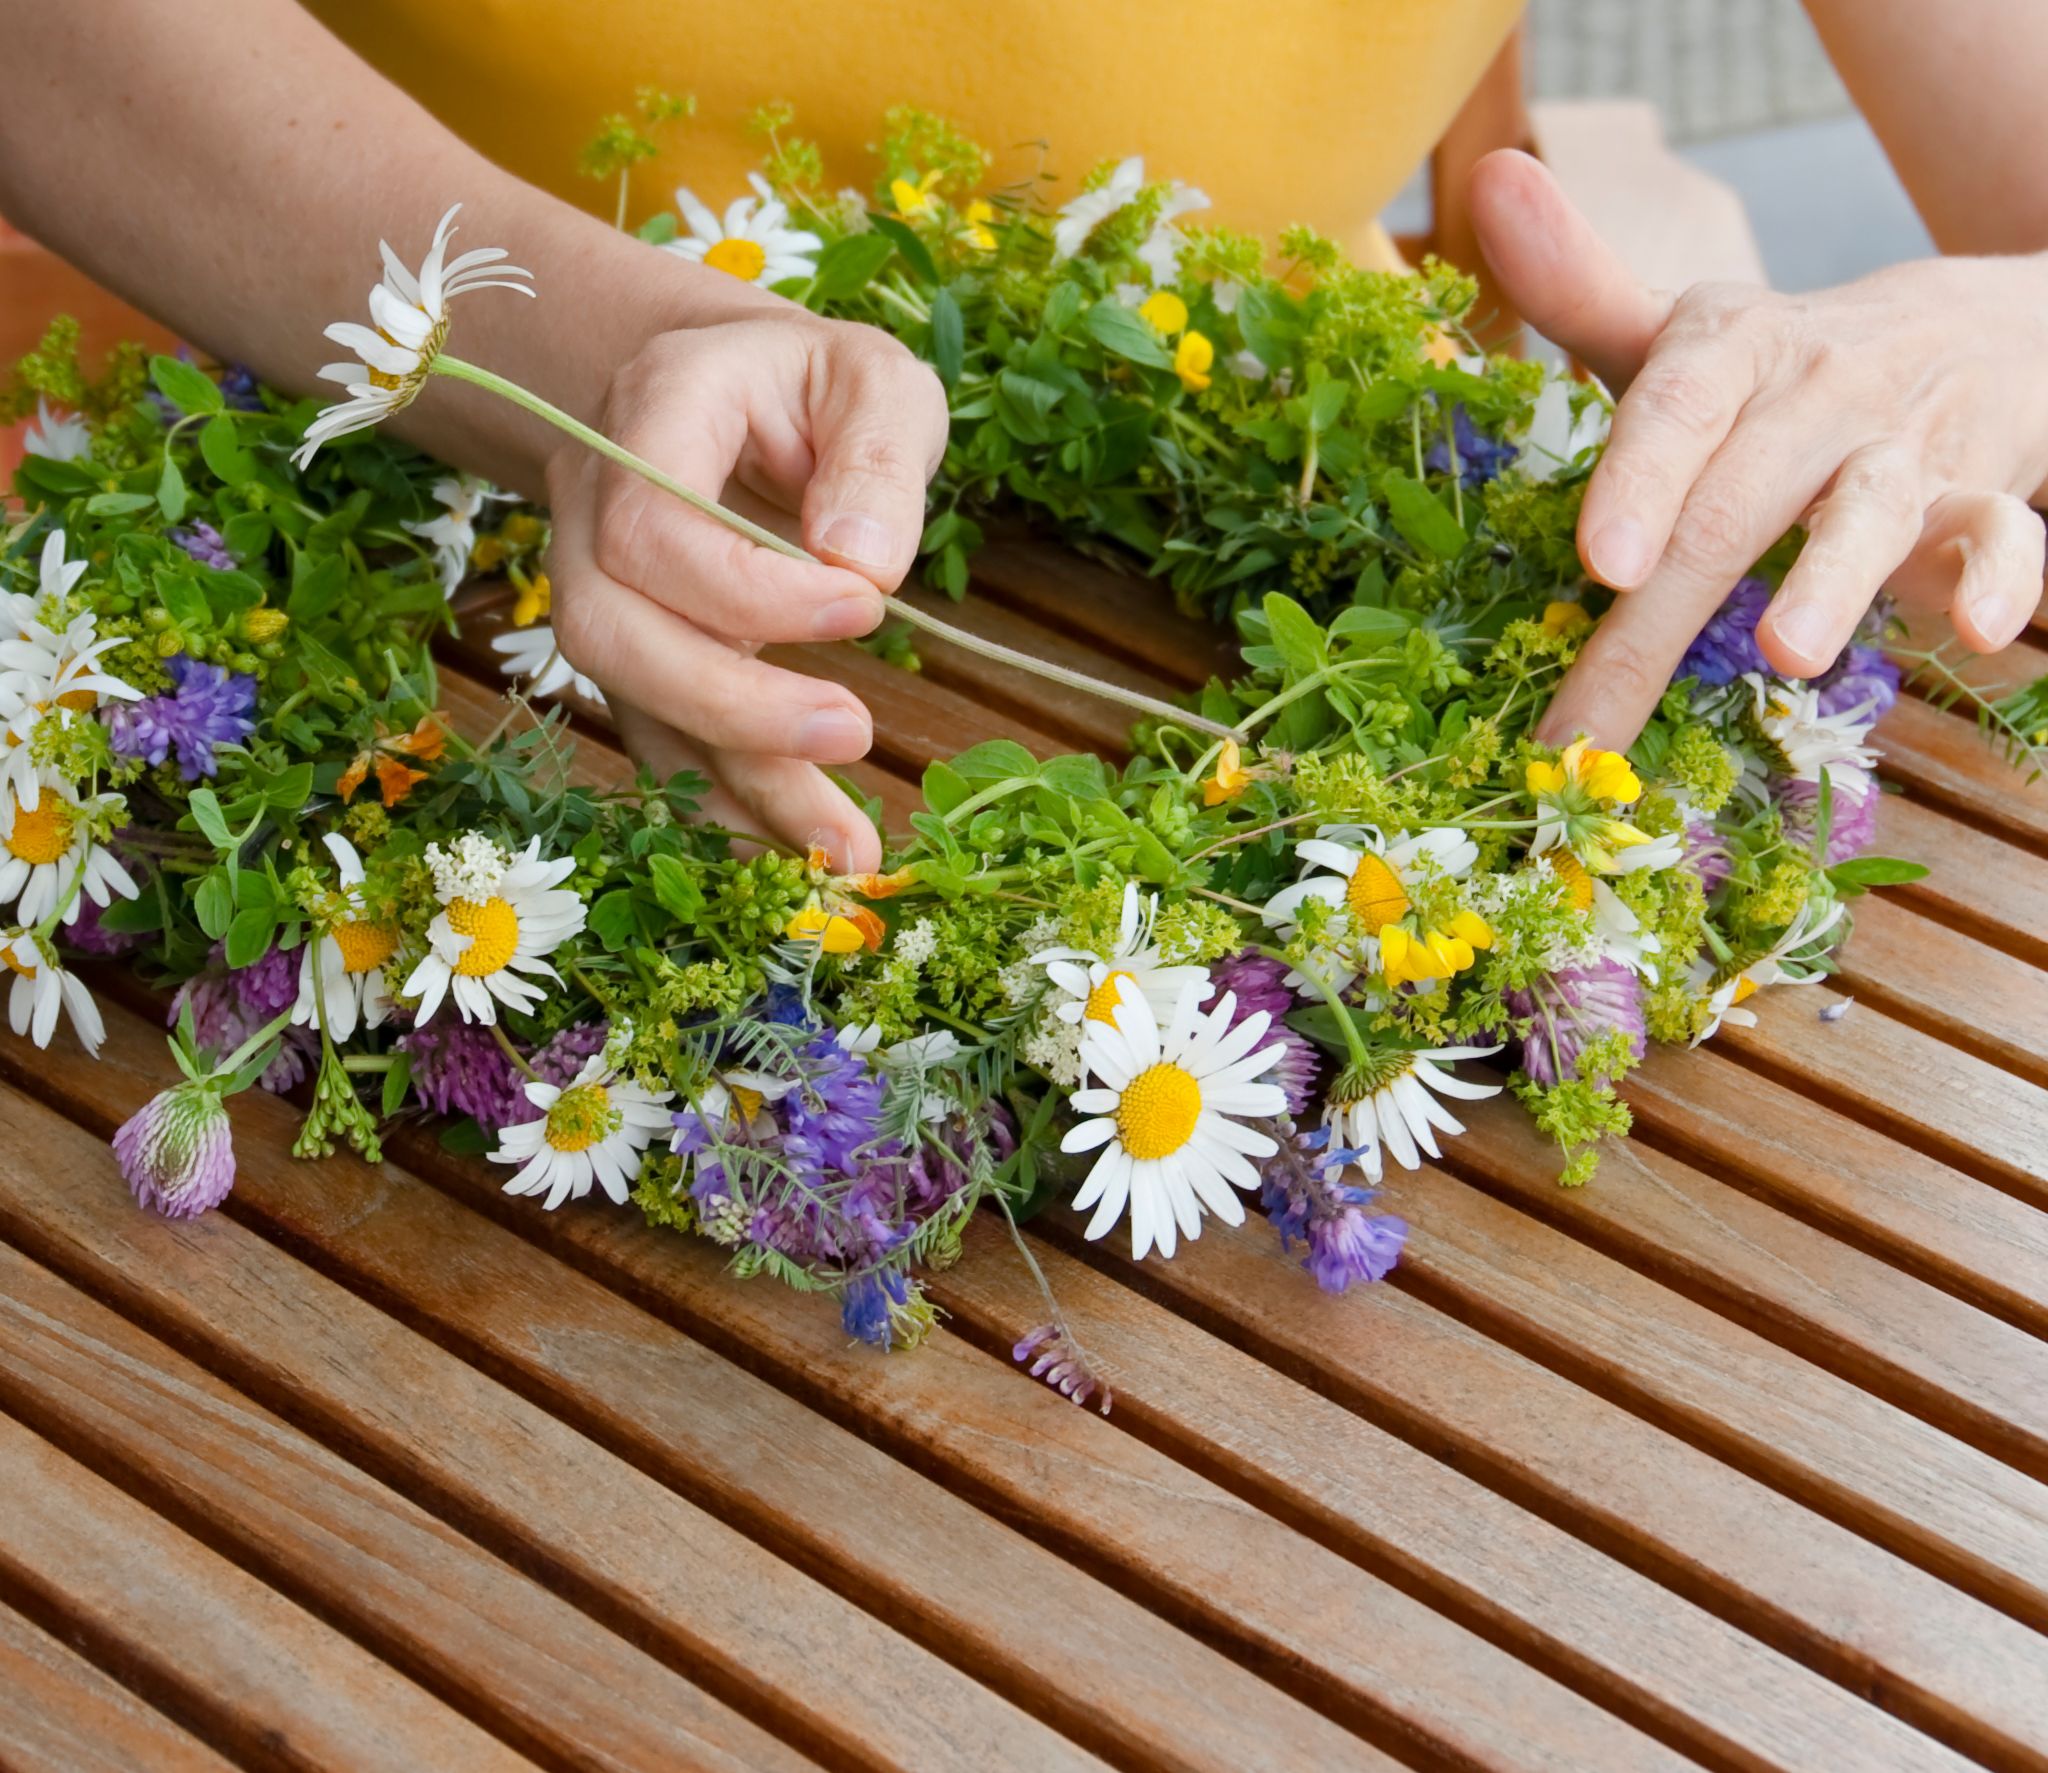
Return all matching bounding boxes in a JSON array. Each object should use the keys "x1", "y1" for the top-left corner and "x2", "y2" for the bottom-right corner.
[
  {"x1": 198, "y1": 415, "x2": 257, "y2": 486},
  {"x1": 1380, "y1": 471, "x2": 1469, "y2": 558},
  {"x1": 864, "y1": 212, "x2": 940, "y2": 286},
  {"x1": 921, "y1": 761, "x2": 970, "y2": 815},
  {"x1": 155, "y1": 456, "x2": 188, "y2": 524},
  {"x1": 588, "y1": 889, "x2": 640, "y2": 952},
  {"x1": 1262, "y1": 592, "x2": 1327, "y2": 679},
  {"x1": 1037, "y1": 754, "x2": 1109, "y2": 801},
  {"x1": 187, "y1": 789, "x2": 233, "y2": 851},
  {"x1": 635, "y1": 212, "x2": 679, "y2": 245},
  {"x1": 929, "y1": 285, "x2": 965, "y2": 387},
  {"x1": 439, "y1": 1118, "x2": 489, "y2": 1155},
  {"x1": 381, "y1": 1051, "x2": 415, "y2": 1118},
  {"x1": 1083, "y1": 299, "x2": 1173, "y2": 369},
  {"x1": 948, "y1": 739, "x2": 1040, "y2": 783},
  {"x1": 149, "y1": 354, "x2": 224, "y2": 416},
  {"x1": 193, "y1": 871, "x2": 234, "y2": 940},
  {"x1": 155, "y1": 564, "x2": 211, "y2": 634},
  {"x1": 288, "y1": 551, "x2": 348, "y2": 621},
  {"x1": 646, "y1": 852, "x2": 706, "y2": 924},
  {"x1": 1129, "y1": 827, "x2": 1179, "y2": 884},
  {"x1": 224, "y1": 904, "x2": 277, "y2": 968},
  {"x1": 1827, "y1": 855, "x2": 1931, "y2": 889},
  {"x1": 84, "y1": 491, "x2": 153, "y2": 517},
  {"x1": 809, "y1": 232, "x2": 896, "y2": 303}
]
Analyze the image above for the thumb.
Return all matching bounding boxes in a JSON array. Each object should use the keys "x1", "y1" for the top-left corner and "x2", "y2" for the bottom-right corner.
[
  {"x1": 800, "y1": 334, "x2": 951, "y2": 593},
  {"x1": 1467, "y1": 150, "x2": 1673, "y2": 392}
]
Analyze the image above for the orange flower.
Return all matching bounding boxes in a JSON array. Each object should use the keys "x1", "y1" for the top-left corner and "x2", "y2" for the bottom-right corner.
[{"x1": 338, "y1": 714, "x2": 447, "y2": 807}]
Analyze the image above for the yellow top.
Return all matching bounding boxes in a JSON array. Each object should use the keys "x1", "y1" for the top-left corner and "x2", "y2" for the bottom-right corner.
[{"x1": 308, "y1": 0, "x2": 1520, "y2": 270}]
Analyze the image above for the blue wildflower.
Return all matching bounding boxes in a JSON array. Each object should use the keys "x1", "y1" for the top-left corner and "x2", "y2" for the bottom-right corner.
[
  {"x1": 1813, "y1": 644, "x2": 1901, "y2": 720},
  {"x1": 1425, "y1": 405, "x2": 1517, "y2": 489},
  {"x1": 170, "y1": 521, "x2": 235, "y2": 570},
  {"x1": 106, "y1": 654, "x2": 257, "y2": 780},
  {"x1": 1259, "y1": 1122, "x2": 1408, "y2": 1292},
  {"x1": 841, "y1": 1268, "x2": 912, "y2": 1347},
  {"x1": 1676, "y1": 577, "x2": 1773, "y2": 686}
]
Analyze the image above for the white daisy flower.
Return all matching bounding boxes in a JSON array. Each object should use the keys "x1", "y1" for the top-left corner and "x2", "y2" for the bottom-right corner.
[
  {"x1": 1, "y1": 926, "x2": 104, "y2": 1055},
  {"x1": 492, "y1": 623, "x2": 606, "y2": 705},
  {"x1": 291, "y1": 833, "x2": 399, "y2": 1041},
  {"x1": 1262, "y1": 825, "x2": 1486, "y2": 992},
  {"x1": 1323, "y1": 1043, "x2": 1502, "y2": 1183},
  {"x1": 1516, "y1": 373, "x2": 1610, "y2": 481},
  {"x1": 1134, "y1": 180, "x2": 1210, "y2": 286},
  {"x1": 0, "y1": 777, "x2": 137, "y2": 927},
  {"x1": 294, "y1": 203, "x2": 534, "y2": 469},
  {"x1": 402, "y1": 833, "x2": 587, "y2": 1025},
  {"x1": 1060, "y1": 978, "x2": 1288, "y2": 1260},
  {"x1": 1744, "y1": 674, "x2": 1881, "y2": 786},
  {"x1": 1052, "y1": 155, "x2": 1146, "y2": 261},
  {"x1": 0, "y1": 528, "x2": 91, "y2": 653},
  {"x1": 665, "y1": 174, "x2": 823, "y2": 287},
  {"x1": 1538, "y1": 851, "x2": 1662, "y2": 979},
  {"x1": 22, "y1": 398, "x2": 90, "y2": 463},
  {"x1": 1035, "y1": 881, "x2": 1214, "y2": 1033},
  {"x1": 1692, "y1": 898, "x2": 1847, "y2": 1045},
  {"x1": 404, "y1": 472, "x2": 502, "y2": 597},
  {"x1": 492, "y1": 1052, "x2": 674, "y2": 1210}
]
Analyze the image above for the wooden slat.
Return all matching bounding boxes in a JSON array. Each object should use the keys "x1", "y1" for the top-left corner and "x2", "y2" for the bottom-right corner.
[
  {"x1": 1875, "y1": 695, "x2": 2048, "y2": 856},
  {"x1": 1624, "y1": 1042, "x2": 2048, "y2": 1338},
  {"x1": 923, "y1": 1220, "x2": 1976, "y2": 1773},
  {"x1": 0, "y1": 1056, "x2": 1100, "y2": 1773},
  {"x1": 0, "y1": 1600, "x2": 234, "y2": 1773},
  {"x1": 1027, "y1": 1210, "x2": 2048, "y2": 1770},
  {"x1": 0, "y1": 1232, "x2": 817, "y2": 1773},
  {"x1": 1874, "y1": 793, "x2": 2048, "y2": 968},
  {"x1": 0, "y1": 1412, "x2": 528, "y2": 1773}
]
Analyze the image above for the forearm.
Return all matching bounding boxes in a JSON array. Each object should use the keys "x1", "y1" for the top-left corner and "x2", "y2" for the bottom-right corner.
[
  {"x1": 0, "y1": 0, "x2": 771, "y2": 495},
  {"x1": 1804, "y1": 0, "x2": 2048, "y2": 255}
]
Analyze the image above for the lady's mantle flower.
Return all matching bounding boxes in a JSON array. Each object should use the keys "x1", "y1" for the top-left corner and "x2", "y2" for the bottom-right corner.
[
  {"x1": 1692, "y1": 898, "x2": 1847, "y2": 1045},
  {"x1": 1263, "y1": 826, "x2": 1489, "y2": 991},
  {"x1": 1676, "y1": 578, "x2": 1773, "y2": 686},
  {"x1": 403, "y1": 833, "x2": 587, "y2": 1025},
  {"x1": 491, "y1": 1049, "x2": 675, "y2": 1210},
  {"x1": 405, "y1": 472, "x2": 502, "y2": 597},
  {"x1": 1061, "y1": 979, "x2": 1287, "y2": 1260},
  {"x1": 22, "y1": 397, "x2": 90, "y2": 462},
  {"x1": 1036, "y1": 881, "x2": 1214, "y2": 1031},
  {"x1": 105, "y1": 654, "x2": 257, "y2": 781},
  {"x1": 1527, "y1": 739, "x2": 1683, "y2": 876},
  {"x1": 1504, "y1": 958, "x2": 1646, "y2": 1087},
  {"x1": 1259, "y1": 1121, "x2": 1408, "y2": 1292},
  {"x1": 666, "y1": 175, "x2": 822, "y2": 286},
  {"x1": 1, "y1": 926, "x2": 105, "y2": 1055},
  {"x1": 292, "y1": 834, "x2": 399, "y2": 1041},
  {"x1": 295, "y1": 203, "x2": 535, "y2": 467},
  {"x1": 0, "y1": 778, "x2": 138, "y2": 928},
  {"x1": 114, "y1": 1078, "x2": 238, "y2": 1218},
  {"x1": 1322, "y1": 1040, "x2": 1501, "y2": 1183}
]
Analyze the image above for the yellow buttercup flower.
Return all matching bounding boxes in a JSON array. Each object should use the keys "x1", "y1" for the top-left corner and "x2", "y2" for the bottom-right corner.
[
  {"x1": 1378, "y1": 911, "x2": 1493, "y2": 988},
  {"x1": 1541, "y1": 600, "x2": 1591, "y2": 638},
  {"x1": 1526, "y1": 737, "x2": 1641, "y2": 806},
  {"x1": 1139, "y1": 290, "x2": 1189, "y2": 336},
  {"x1": 510, "y1": 567, "x2": 551, "y2": 628},
  {"x1": 959, "y1": 199, "x2": 998, "y2": 251},
  {"x1": 1201, "y1": 738, "x2": 1263, "y2": 806},
  {"x1": 891, "y1": 172, "x2": 943, "y2": 217},
  {"x1": 1173, "y1": 331, "x2": 1214, "y2": 393}
]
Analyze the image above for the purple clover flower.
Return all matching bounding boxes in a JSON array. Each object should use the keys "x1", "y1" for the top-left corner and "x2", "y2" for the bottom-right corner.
[
  {"x1": 1775, "y1": 768, "x2": 1880, "y2": 865},
  {"x1": 1424, "y1": 405, "x2": 1517, "y2": 489},
  {"x1": 1682, "y1": 819, "x2": 1733, "y2": 895},
  {"x1": 1676, "y1": 577, "x2": 1773, "y2": 687},
  {"x1": 1503, "y1": 957, "x2": 1647, "y2": 1088},
  {"x1": 1213, "y1": 951, "x2": 1318, "y2": 1113},
  {"x1": 115, "y1": 1081, "x2": 237, "y2": 1218},
  {"x1": 1259, "y1": 1122, "x2": 1407, "y2": 1292},
  {"x1": 1813, "y1": 644, "x2": 1901, "y2": 721},
  {"x1": 169, "y1": 941, "x2": 316, "y2": 1092},
  {"x1": 397, "y1": 1018, "x2": 607, "y2": 1137},
  {"x1": 106, "y1": 653, "x2": 257, "y2": 781},
  {"x1": 170, "y1": 522, "x2": 236, "y2": 570}
]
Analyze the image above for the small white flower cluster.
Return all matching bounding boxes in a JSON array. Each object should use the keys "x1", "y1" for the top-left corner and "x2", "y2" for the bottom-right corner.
[{"x1": 426, "y1": 831, "x2": 509, "y2": 902}]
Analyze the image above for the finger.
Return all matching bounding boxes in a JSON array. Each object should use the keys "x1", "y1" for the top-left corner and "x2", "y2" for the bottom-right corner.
[
  {"x1": 799, "y1": 326, "x2": 950, "y2": 589},
  {"x1": 594, "y1": 337, "x2": 889, "y2": 644},
  {"x1": 612, "y1": 701, "x2": 883, "y2": 873},
  {"x1": 551, "y1": 460, "x2": 874, "y2": 762},
  {"x1": 1466, "y1": 150, "x2": 1674, "y2": 391},
  {"x1": 1577, "y1": 314, "x2": 1761, "y2": 589},
  {"x1": 1758, "y1": 446, "x2": 1925, "y2": 677},
  {"x1": 1891, "y1": 489, "x2": 2046, "y2": 653},
  {"x1": 1538, "y1": 412, "x2": 1830, "y2": 748}
]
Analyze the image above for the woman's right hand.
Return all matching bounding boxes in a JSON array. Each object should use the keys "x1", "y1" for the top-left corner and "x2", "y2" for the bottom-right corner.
[{"x1": 544, "y1": 304, "x2": 950, "y2": 873}]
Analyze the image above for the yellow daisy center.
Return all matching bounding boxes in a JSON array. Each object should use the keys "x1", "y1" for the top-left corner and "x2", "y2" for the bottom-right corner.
[
  {"x1": 1084, "y1": 968, "x2": 1140, "y2": 1025},
  {"x1": 1731, "y1": 976, "x2": 1759, "y2": 1005},
  {"x1": 543, "y1": 1082, "x2": 614, "y2": 1153},
  {"x1": 55, "y1": 687, "x2": 98, "y2": 713},
  {"x1": 729, "y1": 1085, "x2": 765, "y2": 1123},
  {"x1": 332, "y1": 919, "x2": 399, "y2": 974},
  {"x1": 367, "y1": 366, "x2": 404, "y2": 392},
  {"x1": 447, "y1": 895, "x2": 520, "y2": 977},
  {"x1": 1117, "y1": 1062, "x2": 1203, "y2": 1162},
  {"x1": 1548, "y1": 851, "x2": 1595, "y2": 913},
  {"x1": 5, "y1": 796, "x2": 74, "y2": 866},
  {"x1": 2, "y1": 946, "x2": 35, "y2": 979},
  {"x1": 704, "y1": 237, "x2": 767, "y2": 281},
  {"x1": 1344, "y1": 854, "x2": 1410, "y2": 933}
]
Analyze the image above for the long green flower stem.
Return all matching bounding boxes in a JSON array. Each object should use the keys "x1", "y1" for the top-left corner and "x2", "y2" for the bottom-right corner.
[{"x1": 431, "y1": 356, "x2": 1241, "y2": 741}]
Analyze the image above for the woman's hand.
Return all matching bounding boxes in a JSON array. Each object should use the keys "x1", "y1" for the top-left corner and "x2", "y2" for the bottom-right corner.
[
  {"x1": 544, "y1": 305, "x2": 949, "y2": 873},
  {"x1": 1469, "y1": 149, "x2": 2048, "y2": 748}
]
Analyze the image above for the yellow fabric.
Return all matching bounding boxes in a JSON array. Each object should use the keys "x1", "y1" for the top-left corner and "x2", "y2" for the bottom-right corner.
[{"x1": 307, "y1": 0, "x2": 1521, "y2": 271}]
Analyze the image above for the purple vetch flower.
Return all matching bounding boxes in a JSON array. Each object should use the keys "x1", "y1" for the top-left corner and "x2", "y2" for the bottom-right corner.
[
  {"x1": 170, "y1": 941, "x2": 316, "y2": 1093},
  {"x1": 1014, "y1": 1322, "x2": 1114, "y2": 1413},
  {"x1": 1258, "y1": 1122, "x2": 1407, "y2": 1292},
  {"x1": 1813, "y1": 644, "x2": 1901, "y2": 722},
  {"x1": 1503, "y1": 958, "x2": 1647, "y2": 1088},
  {"x1": 1424, "y1": 405, "x2": 1517, "y2": 489},
  {"x1": 1774, "y1": 767, "x2": 1880, "y2": 865},
  {"x1": 218, "y1": 363, "x2": 265, "y2": 412},
  {"x1": 170, "y1": 521, "x2": 236, "y2": 571},
  {"x1": 105, "y1": 653, "x2": 258, "y2": 781},
  {"x1": 1682, "y1": 820, "x2": 1733, "y2": 895},
  {"x1": 114, "y1": 1080, "x2": 237, "y2": 1217},
  {"x1": 841, "y1": 1267, "x2": 914, "y2": 1348},
  {"x1": 1212, "y1": 951, "x2": 1318, "y2": 1113},
  {"x1": 1676, "y1": 577, "x2": 1773, "y2": 687}
]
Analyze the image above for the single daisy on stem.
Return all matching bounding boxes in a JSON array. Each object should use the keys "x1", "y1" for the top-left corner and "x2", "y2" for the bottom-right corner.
[
  {"x1": 291, "y1": 833, "x2": 400, "y2": 1041},
  {"x1": 492, "y1": 1048, "x2": 676, "y2": 1209},
  {"x1": 403, "y1": 832, "x2": 587, "y2": 1024},
  {"x1": 1, "y1": 926, "x2": 105, "y2": 1055}
]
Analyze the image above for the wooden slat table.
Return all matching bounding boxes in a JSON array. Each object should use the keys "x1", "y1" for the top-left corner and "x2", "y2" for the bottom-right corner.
[{"x1": 3, "y1": 539, "x2": 2047, "y2": 1773}]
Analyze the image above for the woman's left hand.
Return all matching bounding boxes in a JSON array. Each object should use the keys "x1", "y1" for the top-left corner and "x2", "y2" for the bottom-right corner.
[{"x1": 1469, "y1": 149, "x2": 2048, "y2": 749}]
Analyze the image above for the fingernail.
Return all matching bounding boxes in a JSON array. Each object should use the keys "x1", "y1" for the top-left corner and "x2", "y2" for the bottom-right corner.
[
  {"x1": 1770, "y1": 600, "x2": 1832, "y2": 664},
  {"x1": 797, "y1": 706, "x2": 871, "y2": 759},
  {"x1": 1961, "y1": 576, "x2": 2028, "y2": 650},
  {"x1": 818, "y1": 513, "x2": 898, "y2": 570},
  {"x1": 812, "y1": 594, "x2": 883, "y2": 640},
  {"x1": 1588, "y1": 519, "x2": 1651, "y2": 588}
]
